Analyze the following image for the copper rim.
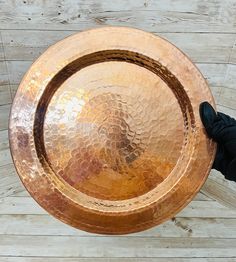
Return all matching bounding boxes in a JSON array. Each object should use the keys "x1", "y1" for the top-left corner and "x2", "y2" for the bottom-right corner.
[{"x1": 9, "y1": 27, "x2": 216, "y2": 234}]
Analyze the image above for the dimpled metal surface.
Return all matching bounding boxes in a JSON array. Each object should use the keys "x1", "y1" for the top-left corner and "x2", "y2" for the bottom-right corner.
[{"x1": 9, "y1": 27, "x2": 216, "y2": 234}]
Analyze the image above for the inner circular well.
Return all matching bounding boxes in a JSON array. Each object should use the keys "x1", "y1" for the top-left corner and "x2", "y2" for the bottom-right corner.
[{"x1": 34, "y1": 50, "x2": 194, "y2": 201}]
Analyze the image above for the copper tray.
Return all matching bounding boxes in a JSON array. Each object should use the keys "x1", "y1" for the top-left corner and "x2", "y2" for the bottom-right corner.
[{"x1": 9, "y1": 27, "x2": 216, "y2": 234}]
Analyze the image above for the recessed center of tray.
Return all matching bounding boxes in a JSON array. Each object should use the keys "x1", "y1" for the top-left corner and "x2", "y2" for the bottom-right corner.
[{"x1": 43, "y1": 60, "x2": 185, "y2": 200}]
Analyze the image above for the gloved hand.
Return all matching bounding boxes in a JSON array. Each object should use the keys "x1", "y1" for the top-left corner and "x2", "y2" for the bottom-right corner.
[{"x1": 199, "y1": 102, "x2": 236, "y2": 182}]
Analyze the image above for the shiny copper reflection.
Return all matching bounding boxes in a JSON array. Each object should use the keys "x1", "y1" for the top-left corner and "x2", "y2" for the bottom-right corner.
[{"x1": 9, "y1": 27, "x2": 216, "y2": 234}]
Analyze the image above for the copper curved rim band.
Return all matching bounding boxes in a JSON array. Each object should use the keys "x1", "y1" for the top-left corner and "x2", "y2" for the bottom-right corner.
[{"x1": 9, "y1": 27, "x2": 216, "y2": 234}]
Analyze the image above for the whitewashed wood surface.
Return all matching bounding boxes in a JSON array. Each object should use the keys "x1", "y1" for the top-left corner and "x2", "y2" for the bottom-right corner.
[{"x1": 0, "y1": 0, "x2": 236, "y2": 261}]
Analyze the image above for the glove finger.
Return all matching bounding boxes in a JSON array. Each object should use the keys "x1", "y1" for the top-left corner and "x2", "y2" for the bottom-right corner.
[{"x1": 199, "y1": 101, "x2": 217, "y2": 137}]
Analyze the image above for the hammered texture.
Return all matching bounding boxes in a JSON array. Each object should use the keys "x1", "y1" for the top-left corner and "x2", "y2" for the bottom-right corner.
[
  {"x1": 9, "y1": 27, "x2": 216, "y2": 234},
  {"x1": 44, "y1": 62, "x2": 184, "y2": 200}
]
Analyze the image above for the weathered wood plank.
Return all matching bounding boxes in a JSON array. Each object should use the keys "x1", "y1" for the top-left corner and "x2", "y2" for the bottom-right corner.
[
  {"x1": 197, "y1": 63, "x2": 228, "y2": 87},
  {"x1": 178, "y1": 201, "x2": 236, "y2": 218},
  {"x1": 1, "y1": 30, "x2": 76, "y2": 61},
  {"x1": 193, "y1": 192, "x2": 213, "y2": 201},
  {"x1": 0, "y1": 85, "x2": 11, "y2": 105},
  {"x1": 0, "y1": 31, "x2": 5, "y2": 60},
  {"x1": 0, "y1": 197, "x2": 235, "y2": 217},
  {"x1": 0, "y1": 60, "x2": 9, "y2": 86},
  {"x1": 202, "y1": 170, "x2": 236, "y2": 209},
  {"x1": 0, "y1": 0, "x2": 236, "y2": 33},
  {"x1": 0, "y1": 129, "x2": 9, "y2": 151},
  {"x1": 9, "y1": 84, "x2": 18, "y2": 99},
  {"x1": 225, "y1": 64, "x2": 236, "y2": 90},
  {"x1": 10, "y1": 190, "x2": 29, "y2": 197},
  {"x1": 0, "y1": 104, "x2": 10, "y2": 131},
  {"x1": 210, "y1": 85, "x2": 221, "y2": 104},
  {"x1": 230, "y1": 41, "x2": 236, "y2": 64},
  {"x1": 4, "y1": 61, "x2": 29, "y2": 85},
  {"x1": 219, "y1": 86, "x2": 236, "y2": 110},
  {"x1": 2, "y1": 0, "x2": 232, "y2": 13},
  {"x1": 0, "y1": 197, "x2": 47, "y2": 215},
  {"x1": 203, "y1": 178, "x2": 236, "y2": 209},
  {"x1": 160, "y1": 33, "x2": 235, "y2": 64},
  {"x1": 0, "y1": 130, "x2": 12, "y2": 166},
  {"x1": 1, "y1": 235, "x2": 236, "y2": 257},
  {"x1": 0, "y1": 164, "x2": 25, "y2": 198},
  {"x1": 1, "y1": 30, "x2": 235, "y2": 63},
  {"x1": 1, "y1": 215, "x2": 236, "y2": 238},
  {"x1": 1, "y1": 258, "x2": 236, "y2": 262},
  {"x1": 207, "y1": 170, "x2": 236, "y2": 193}
]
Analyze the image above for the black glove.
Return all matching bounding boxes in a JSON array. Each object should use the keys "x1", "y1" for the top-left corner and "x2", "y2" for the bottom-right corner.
[{"x1": 199, "y1": 102, "x2": 236, "y2": 182}]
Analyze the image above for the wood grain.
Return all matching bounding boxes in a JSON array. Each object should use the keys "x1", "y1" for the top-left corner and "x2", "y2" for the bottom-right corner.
[
  {"x1": 219, "y1": 87, "x2": 236, "y2": 109},
  {"x1": 0, "y1": 164, "x2": 24, "y2": 198},
  {"x1": 0, "y1": 0, "x2": 235, "y2": 33},
  {"x1": 224, "y1": 64, "x2": 236, "y2": 89},
  {"x1": 0, "y1": 61, "x2": 9, "y2": 86},
  {"x1": 231, "y1": 43, "x2": 236, "y2": 64},
  {"x1": 1, "y1": 258, "x2": 236, "y2": 262},
  {"x1": 0, "y1": 31, "x2": 5, "y2": 60},
  {"x1": 0, "y1": 85, "x2": 11, "y2": 105},
  {"x1": 0, "y1": 104, "x2": 10, "y2": 131},
  {"x1": 0, "y1": 130, "x2": 12, "y2": 166},
  {"x1": 1, "y1": 235, "x2": 236, "y2": 258},
  {"x1": 202, "y1": 170, "x2": 236, "y2": 209}
]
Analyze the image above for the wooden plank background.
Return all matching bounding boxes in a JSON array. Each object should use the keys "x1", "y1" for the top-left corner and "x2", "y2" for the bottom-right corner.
[{"x1": 0, "y1": 0, "x2": 236, "y2": 261}]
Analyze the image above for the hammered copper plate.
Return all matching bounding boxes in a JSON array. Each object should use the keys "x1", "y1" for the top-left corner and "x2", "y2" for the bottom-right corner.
[{"x1": 9, "y1": 27, "x2": 216, "y2": 234}]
